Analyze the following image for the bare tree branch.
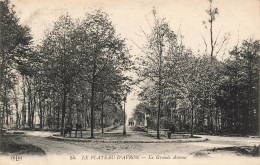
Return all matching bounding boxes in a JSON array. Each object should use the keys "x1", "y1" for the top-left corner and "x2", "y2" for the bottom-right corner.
[
  {"x1": 213, "y1": 25, "x2": 223, "y2": 47},
  {"x1": 145, "y1": 14, "x2": 153, "y2": 31},
  {"x1": 215, "y1": 33, "x2": 230, "y2": 57},
  {"x1": 130, "y1": 39, "x2": 146, "y2": 54},
  {"x1": 201, "y1": 34, "x2": 208, "y2": 55}
]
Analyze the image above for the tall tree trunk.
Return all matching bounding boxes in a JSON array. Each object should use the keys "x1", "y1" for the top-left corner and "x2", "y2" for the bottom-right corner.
[
  {"x1": 61, "y1": 89, "x2": 67, "y2": 135},
  {"x1": 31, "y1": 94, "x2": 36, "y2": 129},
  {"x1": 27, "y1": 101, "x2": 31, "y2": 128},
  {"x1": 246, "y1": 55, "x2": 252, "y2": 134},
  {"x1": 215, "y1": 108, "x2": 218, "y2": 134},
  {"x1": 86, "y1": 109, "x2": 90, "y2": 127},
  {"x1": 202, "y1": 98, "x2": 206, "y2": 132},
  {"x1": 42, "y1": 102, "x2": 45, "y2": 128},
  {"x1": 27, "y1": 79, "x2": 32, "y2": 129},
  {"x1": 12, "y1": 88, "x2": 19, "y2": 129},
  {"x1": 256, "y1": 71, "x2": 260, "y2": 136},
  {"x1": 22, "y1": 76, "x2": 26, "y2": 127},
  {"x1": 57, "y1": 103, "x2": 60, "y2": 130},
  {"x1": 15, "y1": 100, "x2": 19, "y2": 129},
  {"x1": 91, "y1": 79, "x2": 95, "y2": 138},
  {"x1": 157, "y1": 92, "x2": 161, "y2": 139},
  {"x1": 157, "y1": 36, "x2": 163, "y2": 140},
  {"x1": 4, "y1": 83, "x2": 8, "y2": 126},
  {"x1": 61, "y1": 29, "x2": 67, "y2": 135},
  {"x1": 101, "y1": 101, "x2": 104, "y2": 133},
  {"x1": 68, "y1": 98, "x2": 72, "y2": 125},
  {"x1": 91, "y1": 52, "x2": 97, "y2": 139},
  {"x1": 0, "y1": 32, "x2": 5, "y2": 131},
  {"x1": 1, "y1": 105, "x2": 4, "y2": 129},
  {"x1": 190, "y1": 98, "x2": 194, "y2": 137},
  {"x1": 39, "y1": 93, "x2": 43, "y2": 129}
]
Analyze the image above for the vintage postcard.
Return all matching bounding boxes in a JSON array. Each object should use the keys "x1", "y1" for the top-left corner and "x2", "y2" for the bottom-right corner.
[{"x1": 0, "y1": 0, "x2": 259, "y2": 165}]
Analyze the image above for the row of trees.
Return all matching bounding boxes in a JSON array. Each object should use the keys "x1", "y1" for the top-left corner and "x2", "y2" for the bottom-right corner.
[
  {"x1": 0, "y1": 0, "x2": 259, "y2": 139},
  {"x1": 0, "y1": 0, "x2": 132, "y2": 138},
  {"x1": 133, "y1": 3, "x2": 259, "y2": 138},
  {"x1": 0, "y1": 0, "x2": 32, "y2": 131}
]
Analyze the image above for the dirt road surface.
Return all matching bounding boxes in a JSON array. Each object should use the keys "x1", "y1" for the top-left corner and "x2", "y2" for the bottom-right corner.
[{"x1": 0, "y1": 126, "x2": 259, "y2": 165}]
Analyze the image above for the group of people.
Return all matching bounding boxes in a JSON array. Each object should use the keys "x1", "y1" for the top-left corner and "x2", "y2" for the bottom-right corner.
[
  {"x1": 128, "y1": 122, "x2": 135, "y2": 126},
  {"x1": 64, "y1": 122, "x2": 83, "y2": 138}
]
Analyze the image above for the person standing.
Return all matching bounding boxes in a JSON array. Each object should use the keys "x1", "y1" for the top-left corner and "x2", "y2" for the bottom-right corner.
[{"x1": 167, "y1": 121, "x2": 175, "y2": 139}]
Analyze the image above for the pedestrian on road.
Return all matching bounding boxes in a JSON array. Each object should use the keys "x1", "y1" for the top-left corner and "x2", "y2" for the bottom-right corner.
[{"x1": 168, "y1": 121, "x2": 175, "y2": 139}]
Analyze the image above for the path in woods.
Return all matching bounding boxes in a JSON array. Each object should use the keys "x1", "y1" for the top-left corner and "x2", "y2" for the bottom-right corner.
[{"x1": 1, "y1": 127, "x2": 259, "y2": 158}]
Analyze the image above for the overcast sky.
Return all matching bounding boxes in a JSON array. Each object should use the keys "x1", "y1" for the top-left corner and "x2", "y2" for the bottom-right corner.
[{"x1": 11, "y1": 0, "x2": 260, "y2": 119}]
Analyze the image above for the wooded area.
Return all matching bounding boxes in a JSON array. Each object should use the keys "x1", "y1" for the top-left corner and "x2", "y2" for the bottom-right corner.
[
  {"x1": 132, "y1": 2, "x2": 259, "y2": 138},
  {"x1": 0, "y1": 0, "x2": 132, "y2": 138},
  {"x1": 0, "y1": 0, "x2": 259, "y2": 139}
]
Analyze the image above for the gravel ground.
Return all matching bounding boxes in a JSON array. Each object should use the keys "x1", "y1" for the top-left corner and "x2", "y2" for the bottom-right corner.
[{"x1": 0, "y1": 126, "x2": 259, "y2": 160}]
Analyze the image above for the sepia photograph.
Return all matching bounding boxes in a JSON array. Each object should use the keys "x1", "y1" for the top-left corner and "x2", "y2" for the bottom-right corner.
[{"x1": 0, "y1": 0, "x2": 259, "y2": 165}]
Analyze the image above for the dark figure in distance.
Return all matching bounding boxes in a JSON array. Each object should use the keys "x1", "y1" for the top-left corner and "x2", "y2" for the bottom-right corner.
[
  {"x1": 64, "y1": 123, "x2": 73, "y2": 137},
  {"x1": 167, "y1": 121, "x2": 175, "y2": 139},
  {"x1": 75, "y1": 123, "x2": 82, "y2": 138}
]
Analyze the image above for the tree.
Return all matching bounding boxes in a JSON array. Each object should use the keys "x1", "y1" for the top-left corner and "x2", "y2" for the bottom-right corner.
[
  {"x1": 41, "y1": 13, "x2": 76, "y2": 135},
  {"x1": 202, "y1": 0, "x2": 229, "y2": 63},
  {"x1": 219, "y1": 39, "x2": 260, "y2": 135},
  {"x1": 132, "y1": 103, "x2": 149, "y2": 125},
  {"x1": 74, "y1": 10, "x2": 131, "y2": 138},
  {"x1": 201, "y1": 0, "x2": 229, "y2": 134},
  {"x1": 0, "y1": 0, "x2": 32, "y2": 131},
  {"x1": 137, "y1": 9, "x2": 180, "y2": 139}
]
